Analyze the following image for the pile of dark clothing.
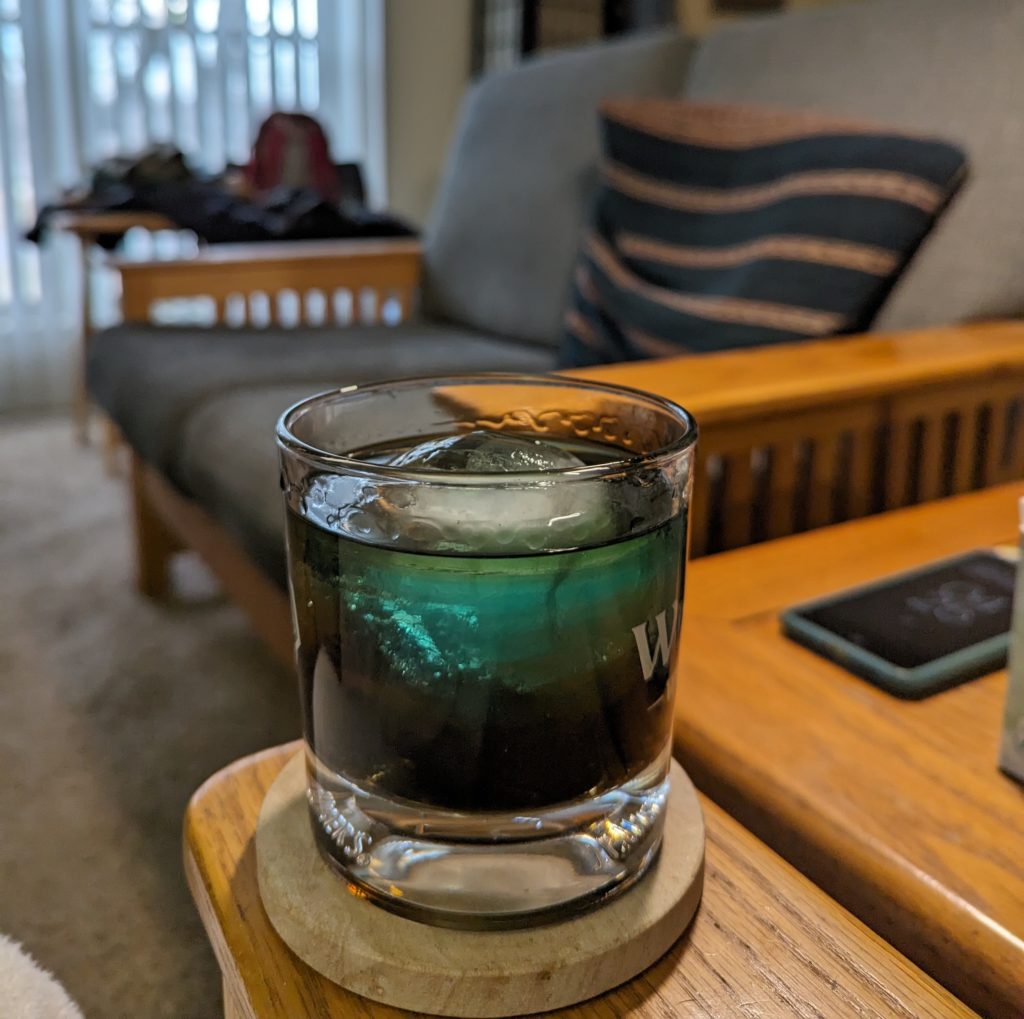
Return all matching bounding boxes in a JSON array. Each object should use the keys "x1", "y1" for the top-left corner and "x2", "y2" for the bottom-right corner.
[{"x1": 28, "y1": 137, "x2": 415, "y2": 249}]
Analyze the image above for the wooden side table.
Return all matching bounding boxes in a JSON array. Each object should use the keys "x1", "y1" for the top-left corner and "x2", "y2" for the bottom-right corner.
[
  {"x1": 50, "y1": 210, "x2": 174, "y2": 446},
  {"x1": 678, "y1": 482, "x2": 1024, "y2": 1018},
  {"x1": 185, "y1": 742, "x2": 974, "y2": 1018}
]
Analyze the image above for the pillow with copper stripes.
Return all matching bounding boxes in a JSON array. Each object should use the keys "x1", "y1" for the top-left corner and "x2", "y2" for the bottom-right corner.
[{"x1": 560, "y1": 100, "x2": 966, "y2": 367}]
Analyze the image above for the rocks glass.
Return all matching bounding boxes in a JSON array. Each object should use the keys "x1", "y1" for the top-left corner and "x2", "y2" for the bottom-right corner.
[{"x1": 277, "y1": 374, "x2": 696, "y2": 928}]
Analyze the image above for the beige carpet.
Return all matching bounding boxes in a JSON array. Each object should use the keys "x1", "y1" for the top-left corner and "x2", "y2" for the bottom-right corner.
[{"x1": 0, "y1": 417, "x2": 300, "y2": 1017}]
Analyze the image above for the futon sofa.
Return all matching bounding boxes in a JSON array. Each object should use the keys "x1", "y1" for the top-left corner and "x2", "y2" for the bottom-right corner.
[{"x1": 87, "y1": 0, "x2": 1024, "y2": 662}]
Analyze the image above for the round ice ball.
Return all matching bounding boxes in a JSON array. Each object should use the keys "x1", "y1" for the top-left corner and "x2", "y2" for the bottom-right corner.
[{"x1": 385, "y1": 431, "x2": 614, "y2": 552}]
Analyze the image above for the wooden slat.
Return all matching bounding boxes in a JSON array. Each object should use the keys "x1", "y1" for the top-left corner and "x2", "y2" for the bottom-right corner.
[
  {"x1": 951, "y1": 406, "x2": 981, "y2": 495},
  {"x1": 984, "y1": 399, "x2": 1011, "y2": 486},
  {"x1": 136, "y1": 456, "x2": 294, "y2": 667},
  {"x1": 119, "y1": 278, "x2": 154, "y2": 323},
  {"x1": 846, "y1": 426, "x2": 876, "y2": 519},
  {"x1": 1008, "y1": 398, "x2": 1024, "y2": 480},
  {"x1": 692, "y1": 403, "x2": 876, "y2": 459},
  {"x1": 114, "y1": 240, "x2": 422, "y2": 323},
  {"x1": 721, "y1": 449, "x2": 755, "y2": 549},
  {"x1": 395, "y1": 287, "x2": 413, "y2": 323},
  {"x1": 806, "y1": 432, "x2": 841, "y2": 529},
  {"x1": 765, "y1": 441, "x2": 798, "y2": 540},
  {"x1": 575, "y1": 323, "x2": 1024, "y2": 429},
  {"x1": 130, "y1": 455, "x2": 182, "y2": 598},
  {"x1": 883, "y1": 417, "x2": 915, "y2": 511},
  {"x1": 871, "y1": 377, "x2": 1024, "y2": 497},
  {"x1": 688, "y1": 453, "x2": 712, "y2": 557},
  {"x1": 116, "y1": 238, "x2": 421, "y2": 269},
  {"x1": 916, "y1": 414, "x2": 946, "y2": 502},
  {"x1": 50, "y1": 211, "x2": 175, "y2": 235}
]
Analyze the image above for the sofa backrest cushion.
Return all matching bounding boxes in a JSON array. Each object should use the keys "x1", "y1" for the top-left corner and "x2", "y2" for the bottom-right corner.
[
  {"x1": 685, "y1": 0, "x2": 1024, "y2": 332},
  {"x1": 422, "y1": 31, "x2": 694, "y2": 348}
]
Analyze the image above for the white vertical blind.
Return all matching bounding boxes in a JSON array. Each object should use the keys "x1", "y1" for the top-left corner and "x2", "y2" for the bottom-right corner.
[{"x1": 0, "y1": 0, "x2": 386, "y2": 413}]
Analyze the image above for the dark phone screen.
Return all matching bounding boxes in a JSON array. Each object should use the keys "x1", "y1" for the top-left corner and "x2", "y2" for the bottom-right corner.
[{"x1": 798, "y1": 552, "x2": 1016, "y2": 669}]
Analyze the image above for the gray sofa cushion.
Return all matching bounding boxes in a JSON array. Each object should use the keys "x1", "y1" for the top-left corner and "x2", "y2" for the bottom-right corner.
[
  {"x1": 87, "y1": 322, "x2": 556, "y2": 471},
  {"x1": 176, "y1": 383, "x2": 343, "y2": 585},
  {"x1": 423, "y1": 30, "x2": 694, "y2": 348},
  {"x1": 686, "y1": 0, "x2": 1024, "y2": 331}
]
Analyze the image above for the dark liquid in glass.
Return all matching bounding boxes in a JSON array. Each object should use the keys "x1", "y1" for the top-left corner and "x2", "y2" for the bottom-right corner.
[{"x1": 287, "y1": 436, "x2": 686, "y2": 813}]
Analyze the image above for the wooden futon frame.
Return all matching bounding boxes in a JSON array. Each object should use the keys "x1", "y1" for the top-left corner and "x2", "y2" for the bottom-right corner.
[{"x1": 112, "y1": 241, "x2": 1024, "y2": 667}]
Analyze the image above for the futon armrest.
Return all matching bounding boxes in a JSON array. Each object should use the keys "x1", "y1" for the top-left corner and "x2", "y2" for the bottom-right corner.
[{"x1": 111, "y1": 238, "x2": 422, "y2": 324}]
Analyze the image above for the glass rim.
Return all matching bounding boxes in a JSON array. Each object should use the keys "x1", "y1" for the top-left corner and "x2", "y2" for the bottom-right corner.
[{"x1": 275, "y1": 372, "x2": 698, "y2": 483}]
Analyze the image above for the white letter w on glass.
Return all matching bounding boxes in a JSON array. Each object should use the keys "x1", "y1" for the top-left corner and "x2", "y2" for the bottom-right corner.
[{"x1": 631, "y1": 603, "x2": 679, "y2": 682}]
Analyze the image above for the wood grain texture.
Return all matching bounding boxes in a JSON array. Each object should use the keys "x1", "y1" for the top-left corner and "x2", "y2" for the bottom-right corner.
[
  {"x1": 766, "y1": 442, "x2": 798, "y2": 540},
  {"x1": 50, "y1": 210, "x2": 176, "y2": 235},
  {"x1": 185, "y1": 743, "x2": 975, "y2": 1018},
  {"x1": 572, "y1": 321, "x2": 1024, "y2": 428},
  {"x1": 130, "y1": 455, "x2": 182, "y2": 597},
  {"x1": 136, "y1": 457, "x2": 294, "y2": 666},
  {"x1": 952, "y1": 406, "x2": 981, "y2": 495},
  {"x1": 721, "y1": 449, "x2": 754, "y2": 548},
  {"x1": 579, "y1": 323, "x2": 1024, "y2": 552},
  {"x1": 688, "y1": 451, "x2": 714, "y2": 557},
  {"x1": 846, "y1": 423, "x2": 876, "y2": 519},
  {"x1": 807, "y1": 432, "x2": 840, "y2": 529},
  {"x1": 255, "y1": 755, "x2": 703, "y2": 1017},
  {"x1": 115, "y1": 239, "x2": 422, "y2": 325},
  {"x1": 678, "y1": 482, "x2": 1024, "y2": 1018}
]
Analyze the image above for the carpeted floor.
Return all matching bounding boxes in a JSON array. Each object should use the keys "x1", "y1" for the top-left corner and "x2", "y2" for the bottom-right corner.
[{"x1": 0, "y1": 417, "x2": 300, "y2": 1017}]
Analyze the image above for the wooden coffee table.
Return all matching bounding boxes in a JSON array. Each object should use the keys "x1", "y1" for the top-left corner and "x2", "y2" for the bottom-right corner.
[
  {"x1": 678, "y1": 482, "x2": 1024, "y2": 1018},
  {"x1": 185, "y1": 743, "x2": 973, "y2": 1018}
]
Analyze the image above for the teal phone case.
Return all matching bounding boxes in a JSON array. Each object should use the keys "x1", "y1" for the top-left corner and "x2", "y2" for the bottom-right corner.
[{"x1": 780, "y1": 552, "x2": 1012, "y2": 699}]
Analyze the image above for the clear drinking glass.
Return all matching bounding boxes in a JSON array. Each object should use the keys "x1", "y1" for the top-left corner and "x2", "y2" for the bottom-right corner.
[{"x1": 277, "y1": 374, "x2": 696, "y2": 929}]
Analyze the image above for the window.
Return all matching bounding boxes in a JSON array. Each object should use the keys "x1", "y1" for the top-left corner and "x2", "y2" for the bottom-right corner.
[{"x1": 0, "y1": 0, "x2": 385, "y2": 410}]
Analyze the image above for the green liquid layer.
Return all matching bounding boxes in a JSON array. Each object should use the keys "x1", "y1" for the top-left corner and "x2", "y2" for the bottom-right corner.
[{"x1": 288, "y1": 511, "x2": 686, "y2": 811}]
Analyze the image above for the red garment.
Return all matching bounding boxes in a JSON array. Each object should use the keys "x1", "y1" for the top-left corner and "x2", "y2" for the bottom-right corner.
[{"x1": 245, "y1": 113, "x2": 339, "y2": 202}]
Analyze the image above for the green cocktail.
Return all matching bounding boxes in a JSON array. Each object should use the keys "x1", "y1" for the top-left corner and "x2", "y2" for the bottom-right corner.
[{"x1": 278, "y1": 378, "x2": 695, "y2": 928}]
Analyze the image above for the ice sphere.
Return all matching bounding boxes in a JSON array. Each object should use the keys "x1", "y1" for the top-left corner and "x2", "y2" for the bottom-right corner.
[
  {"x1": 388, "y1": 431, "x2": 612, "y2": 552},
  {"x1": 303, "y1": 431, "x2": 617, "y2": 553},
  {"x1": 389, "y1": 430, "x2": 586, "y2": 473}
]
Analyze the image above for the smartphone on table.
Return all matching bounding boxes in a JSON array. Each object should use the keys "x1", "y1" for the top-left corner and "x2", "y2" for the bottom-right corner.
[{"x1": 781, "y1": 549, "x2": 1018, "y2": 698}]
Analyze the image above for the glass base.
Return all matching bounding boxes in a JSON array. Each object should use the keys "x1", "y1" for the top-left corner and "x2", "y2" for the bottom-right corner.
[{"x1": 305, "y1": 748, "x2": 671, "y2": 930}]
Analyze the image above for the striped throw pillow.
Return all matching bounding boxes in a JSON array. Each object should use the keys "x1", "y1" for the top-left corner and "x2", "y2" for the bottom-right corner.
[{"x1": 561, "y1": 101, "x2": 967, "y2": 367}]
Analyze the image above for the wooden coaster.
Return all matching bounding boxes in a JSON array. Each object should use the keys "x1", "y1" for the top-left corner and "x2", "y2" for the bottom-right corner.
[{"x1": 256, "y1": 753, "x2": 704, "y2": 1017}]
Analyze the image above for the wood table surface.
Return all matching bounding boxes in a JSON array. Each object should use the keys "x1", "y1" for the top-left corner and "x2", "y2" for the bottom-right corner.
[
  {"x1": 185, "y1": 742, "x2": 974, "y2": 1018},
  {"x1": 679, "y1": 482, "x2": 1024, "y2": 1018},
  {"x1": 49, "y1": 209, "x2": 176, "y2": 236}
]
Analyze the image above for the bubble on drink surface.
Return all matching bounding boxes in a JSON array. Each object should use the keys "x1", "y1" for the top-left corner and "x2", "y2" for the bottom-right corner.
[{"x1": 303, "y1": 431, "x2": 619, "y2": 553}]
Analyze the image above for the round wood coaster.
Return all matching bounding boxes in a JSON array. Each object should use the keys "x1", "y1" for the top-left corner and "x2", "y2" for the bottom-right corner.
[{"x1": 256, "y1": 752, "x2": 704, "y2": 1017}]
